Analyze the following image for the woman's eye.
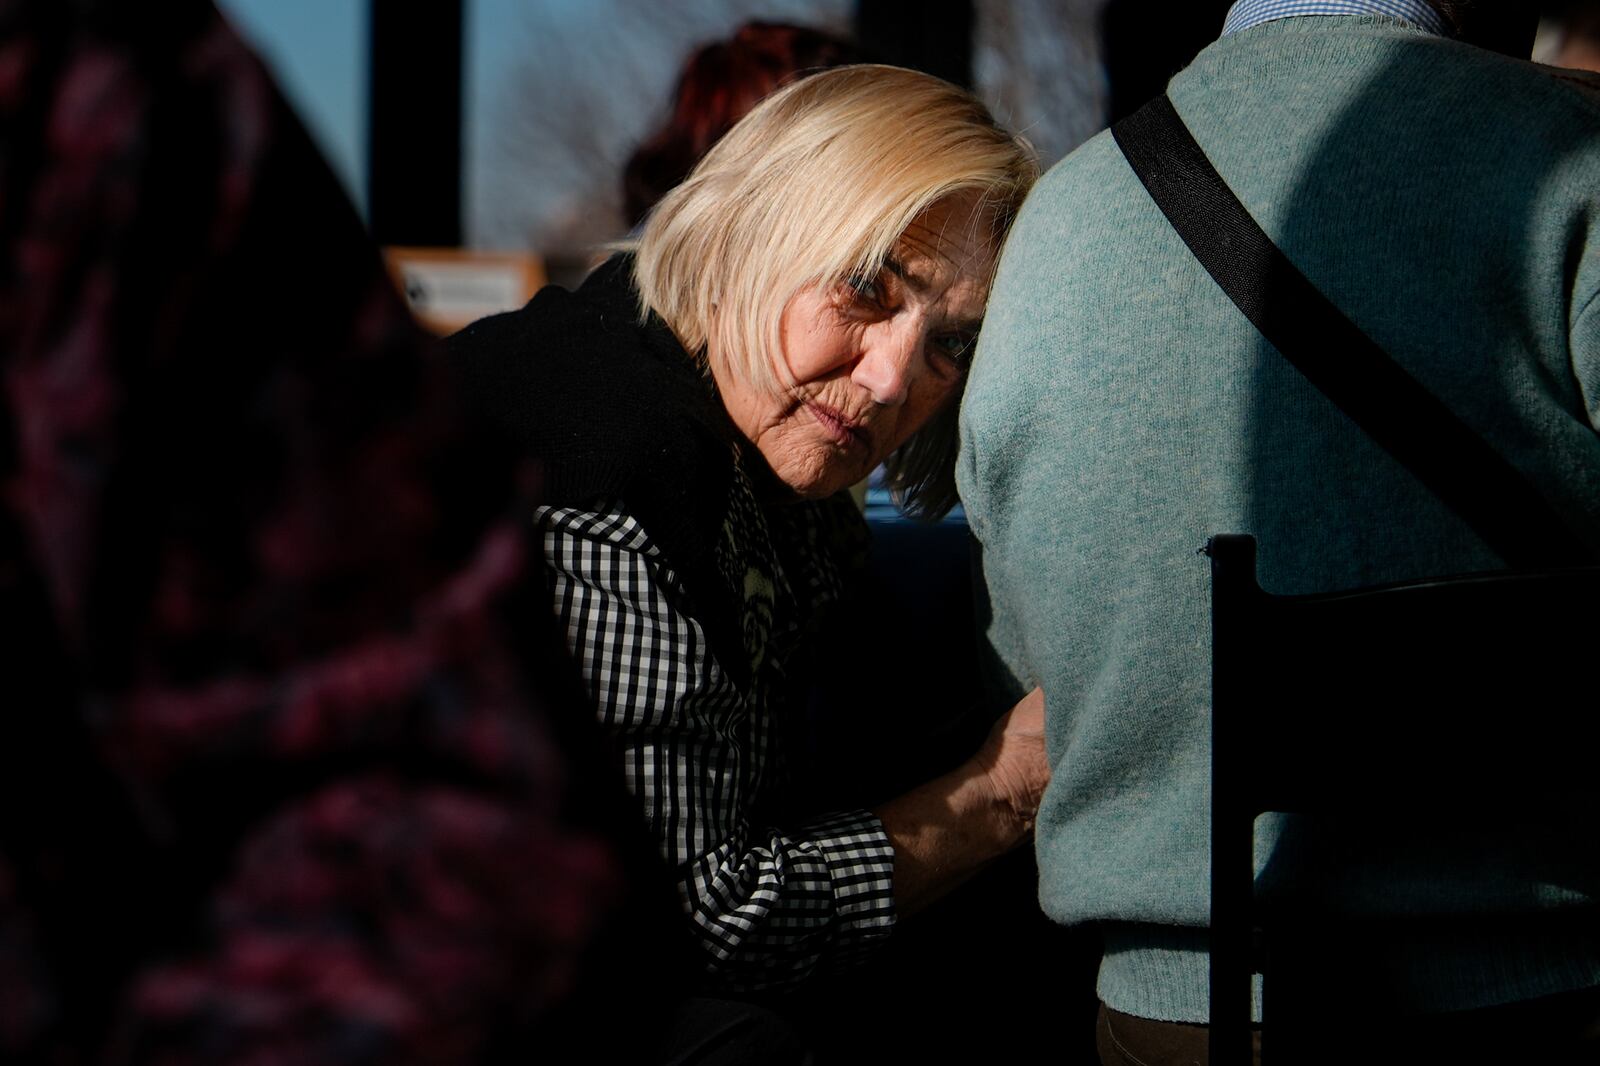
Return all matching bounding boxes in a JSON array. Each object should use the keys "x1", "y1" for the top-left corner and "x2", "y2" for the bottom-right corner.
[
  {"x1": 931, "y1": 331, "x2": 977, "y2": 368},
  {"x1": 843, "y1": 272, "x2": 884, "y2": 306}
]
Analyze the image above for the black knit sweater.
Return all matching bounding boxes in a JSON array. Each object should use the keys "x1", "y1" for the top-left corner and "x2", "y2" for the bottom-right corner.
[{"x1": 446, "y1": 256, "x2": 862, "y2": 691}]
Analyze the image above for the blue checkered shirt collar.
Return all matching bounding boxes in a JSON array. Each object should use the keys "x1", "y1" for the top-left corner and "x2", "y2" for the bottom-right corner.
[{"x1": 1221, "y1": 0, "x2": 1449, "y2": 37}]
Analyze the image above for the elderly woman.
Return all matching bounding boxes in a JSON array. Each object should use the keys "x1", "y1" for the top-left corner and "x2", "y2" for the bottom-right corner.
[{"x1": 450, "y1": 64, "x2": 1043, "y2": 993}]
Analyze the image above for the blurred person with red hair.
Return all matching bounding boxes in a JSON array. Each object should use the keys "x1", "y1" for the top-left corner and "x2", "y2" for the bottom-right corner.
[{"x1": 622, "y1": 21, "x2": 861, "y2": 228}]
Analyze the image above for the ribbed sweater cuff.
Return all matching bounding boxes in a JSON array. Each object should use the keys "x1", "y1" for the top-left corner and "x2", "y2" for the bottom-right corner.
[{"x1": 1098, "y1": 921, "x2": 1600, "y2": 1024}]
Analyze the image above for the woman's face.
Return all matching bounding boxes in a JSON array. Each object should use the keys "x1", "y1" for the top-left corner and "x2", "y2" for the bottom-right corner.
[{"x1": 711, "y1": 191, "x2": 997, "y2": 499}]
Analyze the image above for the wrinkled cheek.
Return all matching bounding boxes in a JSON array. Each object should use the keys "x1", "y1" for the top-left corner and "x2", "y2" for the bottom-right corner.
[
  {"x1": 876, "y1": 417, "x2": 919, "y2": 463},
  {"x1": 898, "y1": 383, "x2": 960, "y2": 445}
]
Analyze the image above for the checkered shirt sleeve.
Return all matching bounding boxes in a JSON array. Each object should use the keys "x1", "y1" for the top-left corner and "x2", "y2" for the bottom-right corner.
[{"x1": 535, "y1": 500, "x2": 896, "y2": 989}]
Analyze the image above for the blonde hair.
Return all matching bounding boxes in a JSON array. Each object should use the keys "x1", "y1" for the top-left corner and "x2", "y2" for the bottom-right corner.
[{"x1": 633, "y1": 64, "x2": 1037, "y2": 518}]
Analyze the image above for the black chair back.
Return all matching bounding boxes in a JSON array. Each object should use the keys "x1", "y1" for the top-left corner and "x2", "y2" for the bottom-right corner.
[{"x1": 1207, "y1": 533, "x2": 1600, "y2": 1064}]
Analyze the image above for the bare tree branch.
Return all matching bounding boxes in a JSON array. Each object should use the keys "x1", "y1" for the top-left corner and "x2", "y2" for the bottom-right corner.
[{"x1": 469, "y1": 0, "x2": 852, "y2": 260}]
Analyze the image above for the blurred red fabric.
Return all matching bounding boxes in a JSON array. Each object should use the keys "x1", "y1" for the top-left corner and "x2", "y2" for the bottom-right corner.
[{"x1": 0, "y1": 2, "x2": 673, "y2": 1061}]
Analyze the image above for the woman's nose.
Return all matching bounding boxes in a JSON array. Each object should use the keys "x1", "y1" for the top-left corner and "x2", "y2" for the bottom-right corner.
[{"x1": 851, "y1": 327, "x2": 920, "y2": 406}]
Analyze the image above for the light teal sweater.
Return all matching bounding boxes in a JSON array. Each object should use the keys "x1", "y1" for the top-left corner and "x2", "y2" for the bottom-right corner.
[{"x1": 959, "y1": 16, "x2": 1600, "y2": 1023}]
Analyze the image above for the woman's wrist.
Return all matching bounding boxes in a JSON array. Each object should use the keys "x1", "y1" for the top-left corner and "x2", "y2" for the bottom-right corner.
[{"x1": 873, "y1": 759, "x2": 1029, "y2": 916}]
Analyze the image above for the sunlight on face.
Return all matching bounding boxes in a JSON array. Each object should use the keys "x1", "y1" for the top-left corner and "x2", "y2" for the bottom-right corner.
[{"x1": 711, "y1": 190, "x2": 998, "y2": 498}]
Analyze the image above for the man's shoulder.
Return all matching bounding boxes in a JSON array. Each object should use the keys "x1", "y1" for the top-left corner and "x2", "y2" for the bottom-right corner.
[
  {"x1": 1454, "y1": 48, "x2": 1600, "y2": 138},
  {"x1": 1015, "y1": 127, "x2": 1129, "y2": 219},
  {"x1": 992, "y1": 126, "x2": 1149, "y2": 285},
  {"x1": 983, "y1": 121, "x2": 1179, "y2": 337},
  {"x1": 1535, "y1": 63, "x2": 1600, "y2": 119}
]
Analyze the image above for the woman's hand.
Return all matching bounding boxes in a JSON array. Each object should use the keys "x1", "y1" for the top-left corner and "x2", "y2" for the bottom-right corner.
[
  {"x1": 872, "y1": 686, "x2": 1051, "y2": 916},
  {"x1": 972, "y1": 687, "x2": 1048, "y2": 843}
]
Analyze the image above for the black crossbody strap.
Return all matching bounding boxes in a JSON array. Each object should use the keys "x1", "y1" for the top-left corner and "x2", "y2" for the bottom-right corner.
[{"x1": 1112, "y1": 94, "x2": 1594, "y2": 569}]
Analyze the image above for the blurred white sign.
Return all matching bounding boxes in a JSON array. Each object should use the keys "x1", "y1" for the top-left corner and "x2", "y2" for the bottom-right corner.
[{"x1": 384, "y1": 248, "x2": 545, "y2": 334}]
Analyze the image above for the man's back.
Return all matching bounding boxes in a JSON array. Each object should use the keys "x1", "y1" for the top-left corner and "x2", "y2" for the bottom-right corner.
[{"x1": 959, "y1": 12, "x2": 1600, "y2": 1026}]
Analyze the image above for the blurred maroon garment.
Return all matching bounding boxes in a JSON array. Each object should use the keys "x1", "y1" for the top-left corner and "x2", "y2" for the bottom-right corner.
[{"x1": 0, "y1": 2, "x2": 673, "y2": 1062}]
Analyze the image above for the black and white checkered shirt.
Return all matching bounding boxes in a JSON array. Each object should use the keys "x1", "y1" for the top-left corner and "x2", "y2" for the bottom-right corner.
[{"x1": 536, "y1": 499, "x2": 897, "y2": 990}]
